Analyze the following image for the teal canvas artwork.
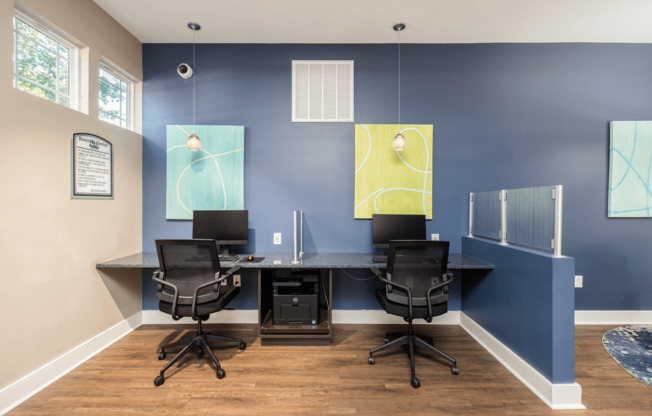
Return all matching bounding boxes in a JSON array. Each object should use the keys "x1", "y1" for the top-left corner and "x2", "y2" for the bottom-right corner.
[
  {"x1": 166, "y1": 125, "x2": 245, "y2": 220},
  {"x1": 608, "y1": 121, "x2": 652, "y2": 217}
]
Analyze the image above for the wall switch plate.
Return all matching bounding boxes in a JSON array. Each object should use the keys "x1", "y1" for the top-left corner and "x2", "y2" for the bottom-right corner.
[
  {"x1": 431, "y1": 233, "x2": 439, "y2": 241},
  {"x1": 233, "y1": 275, "x2": 241, "y2": 287},
  {"x1": 574, "y1": 275, "x2": 583, "y2": 288},
  {"x1": 273, "y1": 233, "x2": 282, "y2": 245}
]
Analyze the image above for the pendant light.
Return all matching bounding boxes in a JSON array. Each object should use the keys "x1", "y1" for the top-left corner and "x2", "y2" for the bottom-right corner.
[
  {"x1": 186, "y1": 22, "x2": 202, "y2": 151},
  {"x1": 392, "y1": 23, "x2": 406, "y2": 151}
]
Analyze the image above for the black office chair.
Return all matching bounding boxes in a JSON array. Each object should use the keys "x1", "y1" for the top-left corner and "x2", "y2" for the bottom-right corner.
[
  {"x1": 368, "y1": 240, "x2": 458, "y2": 388},
  {"x1": 152, "y1": 239, "x2": 246, "y2": 386}
]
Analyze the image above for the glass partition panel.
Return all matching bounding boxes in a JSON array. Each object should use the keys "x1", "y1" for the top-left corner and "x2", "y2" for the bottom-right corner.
[
  {"x1": 471, "y1": 191, "x2": 502, "y2": 241},
  {"x1": 506, "y1": 186, "x2": 556, "y2": 252}
]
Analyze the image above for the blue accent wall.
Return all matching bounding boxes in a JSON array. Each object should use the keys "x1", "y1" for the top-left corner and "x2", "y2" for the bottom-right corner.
[
  {"x1": 143, "y1": 43, "x2": 652, "y2": 311},
  {"x1": 462, "y1": 237, "x2": 575, "y2": 383}
]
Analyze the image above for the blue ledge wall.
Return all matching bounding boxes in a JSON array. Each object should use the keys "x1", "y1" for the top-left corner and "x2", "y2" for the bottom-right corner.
[
  {"x1": 462, "y1": 237, "x2": 575, "y2": 383},
  {"x1": 142, "y1": 43, "x2": 652, "y2": 312}
]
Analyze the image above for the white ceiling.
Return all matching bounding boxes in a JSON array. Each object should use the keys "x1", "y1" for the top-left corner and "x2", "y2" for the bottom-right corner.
[{"x1": 93, "y1": 0, "x2": 652, "y2": 44}]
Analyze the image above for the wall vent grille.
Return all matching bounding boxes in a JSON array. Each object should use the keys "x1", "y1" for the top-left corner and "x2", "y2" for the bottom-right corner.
[{"x1": 292, "y1": 60, "x2": 354, "y2": 122}]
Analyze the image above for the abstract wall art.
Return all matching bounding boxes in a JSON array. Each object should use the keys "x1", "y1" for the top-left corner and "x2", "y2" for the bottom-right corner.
[
  {"x1": 608, "y1": 121, "x2": 652, "y2": 218},
  {"x1": 166, "y1": 125, "x2": 244, "y2": 220},
  {"x1": 354, "y1": 124, "x2": 433, "y2": 219}
]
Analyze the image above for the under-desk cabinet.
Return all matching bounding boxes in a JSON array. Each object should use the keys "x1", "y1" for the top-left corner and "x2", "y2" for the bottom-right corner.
[{"x1": 258, "y1": 268, "x2": 332, "y2": 346}]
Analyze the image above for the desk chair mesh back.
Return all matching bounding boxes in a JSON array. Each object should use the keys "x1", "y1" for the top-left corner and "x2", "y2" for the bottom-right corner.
[
  {"x1": 152, "y1": 239, "x2": 246, "y2": 386},
  {"x1": 368, "y1": 240, "x2": 458, "y2": 388}
]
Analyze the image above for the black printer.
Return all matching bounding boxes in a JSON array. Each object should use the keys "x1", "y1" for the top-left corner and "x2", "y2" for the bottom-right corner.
[{"x1": 272, "y1": 270, "x2": 319, "y2": 325}]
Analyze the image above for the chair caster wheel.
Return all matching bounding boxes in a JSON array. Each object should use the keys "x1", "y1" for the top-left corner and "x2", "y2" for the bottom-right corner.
[
  {"x1": 197, "y1": 349, "x2": 204, "y2": 359},
  {"x1": 368, "y1": 356, "x2": 375, "y2": 365},
  {"x1": 154, "y1": 375, "x2": 165, "y2": 386},
  {"x1": 452, "y1": 365, "x2": 459, "y2": 375},
  {"x1": 216, "y1": 368, "x2": 225, "y2": 379},
  {"x1": 239, "y1": 341, "x2": 246, "y2": 350},
  {"x1": 158, "y1": 351, "x2": 166, "y2": 360},
  {"x1": 410, "y1": 377, "x2": 420, "y2": 389}
]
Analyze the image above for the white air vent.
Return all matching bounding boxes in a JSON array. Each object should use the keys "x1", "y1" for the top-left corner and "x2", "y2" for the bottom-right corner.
[{"x1": 292, "y1": 60, "x2": 354, "y2": 122}]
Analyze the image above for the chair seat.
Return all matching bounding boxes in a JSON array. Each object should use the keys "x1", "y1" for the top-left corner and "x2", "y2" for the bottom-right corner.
[
  {"x1": 159, "y1": 285, "x2": 240, "y2": 318},
  {"x1": 375, "y1": 288, "x2": 447, "y2": 320}
]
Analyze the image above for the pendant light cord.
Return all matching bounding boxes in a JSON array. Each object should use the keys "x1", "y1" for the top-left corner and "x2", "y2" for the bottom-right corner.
[
  {"x1": 398, "y1": 27, "x2": 401, "y2": 127},
  {"x1": 192, "y1": 26, "x2": 196, "y2": 127}
]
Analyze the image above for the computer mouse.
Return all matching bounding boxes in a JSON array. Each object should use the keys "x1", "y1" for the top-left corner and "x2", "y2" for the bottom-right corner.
[{"x1": 247, "y1": 255, "x2": 254, "y2": 262}]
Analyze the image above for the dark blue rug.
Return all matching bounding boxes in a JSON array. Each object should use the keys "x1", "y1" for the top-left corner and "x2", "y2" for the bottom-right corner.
[{"x1": 602, "y1": 325, "x2": 652, "y2": 388}]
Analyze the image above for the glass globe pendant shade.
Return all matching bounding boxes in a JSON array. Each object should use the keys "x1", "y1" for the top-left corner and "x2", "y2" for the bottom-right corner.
[
  {"x1": 186, "y1": 133, "x2": 202, "y2": 151},
  {"x1": 393, "y1": 133, "x2": 406, "y2": 151}
]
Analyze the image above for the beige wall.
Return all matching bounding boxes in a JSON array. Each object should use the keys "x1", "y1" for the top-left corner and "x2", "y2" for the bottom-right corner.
[{"x1": 0, "y1": 0, "x2": 143, "y2": 388}]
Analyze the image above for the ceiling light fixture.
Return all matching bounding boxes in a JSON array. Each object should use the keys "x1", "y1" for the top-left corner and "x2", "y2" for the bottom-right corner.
[
  {"x1": 393, "y1": 23, "x2": 406, "y2": 152},
  {"x1": 186, "y1": 22, "x2": 202, "y2": 151}
]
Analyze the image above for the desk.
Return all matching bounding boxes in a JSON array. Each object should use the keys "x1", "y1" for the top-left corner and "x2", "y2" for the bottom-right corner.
[
  {"x1": 96, "y1": 252, "x2": 493, "y2": 270},
  {"x1": 97, "y1": 252, "x2": 493, "y2": 345}
]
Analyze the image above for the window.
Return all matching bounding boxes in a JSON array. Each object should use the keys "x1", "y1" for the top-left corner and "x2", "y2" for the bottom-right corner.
[
  {"x1": 13, "y1": 12, "x2": 77, "y2": 108},
  {"x1": 292, "y1": 60, "x2": 354, "y2": 122},
  {"x1": 99, "y1": 64, "x2": 130, "y2": 128}
]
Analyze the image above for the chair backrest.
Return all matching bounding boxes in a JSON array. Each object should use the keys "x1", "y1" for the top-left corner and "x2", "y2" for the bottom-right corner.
[
  {"x1": 155, "y1": 239, "x2": 222, "y2": 305},
  {"x1": 385, "y1": 240, "x2": 450, "y2": 306}
]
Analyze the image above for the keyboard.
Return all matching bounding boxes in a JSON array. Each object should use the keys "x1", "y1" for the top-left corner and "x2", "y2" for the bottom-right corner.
[
  {"x1": 372, "y1": 256, "x2": 387, "y2": 263},
  {"x1": 219, "y1": 254, "x2": 239, "y2": 262}
]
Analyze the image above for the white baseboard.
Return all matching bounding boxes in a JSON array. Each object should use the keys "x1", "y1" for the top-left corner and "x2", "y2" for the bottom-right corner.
[
  {"x1": 575, "y1": 310, "x2": 652, "y2": 325},
  {"x1": 332, "y1": 310, "x2": 460, "y2": 325},
  {"x1": 460, "y1": 313, "x2": 584, "y2": 410},
  {"x1": 141, "y1": 309, "x2": 258, "y2": 324},
  {"x1": 0, "y1": 312, "x2": 142, "y2": 415}
]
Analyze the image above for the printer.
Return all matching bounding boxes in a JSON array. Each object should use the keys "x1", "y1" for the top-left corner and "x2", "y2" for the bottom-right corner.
[{"x1": 272, "y1": 270, "x2": 319, "y2": 325}]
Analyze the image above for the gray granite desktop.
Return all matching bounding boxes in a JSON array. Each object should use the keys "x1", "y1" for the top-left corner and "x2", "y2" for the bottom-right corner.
[{"x1": 96, "y1": 252, "x2": 493, "y2": 270}]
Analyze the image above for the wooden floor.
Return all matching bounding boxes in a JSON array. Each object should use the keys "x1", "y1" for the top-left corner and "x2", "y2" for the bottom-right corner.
[{"x1": 8, "y1": 324, "x2": 652, "y2": 415}]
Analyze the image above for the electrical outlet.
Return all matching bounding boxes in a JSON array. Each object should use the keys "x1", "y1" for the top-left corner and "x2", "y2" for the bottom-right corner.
[
  {"x1": 233, "y1": 275, "x2": 241, "y2": 287},
  {"x1": 575, "y1": 275, "x2": 583, "y2": 288},
  {"x1": 431, "y1": 233, "x2": 439, "y2": 241},
  {"x1": 273, "y1": 233, "x2": 282, "y2": 245}
]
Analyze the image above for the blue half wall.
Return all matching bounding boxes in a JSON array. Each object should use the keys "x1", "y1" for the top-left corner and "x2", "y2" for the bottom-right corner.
[
  {"x1": 462, "y1": 237, "x2": 575, "y2": 383},
  {"x1": 142, "y1": 43, "x2": 652, "y2": 311}
]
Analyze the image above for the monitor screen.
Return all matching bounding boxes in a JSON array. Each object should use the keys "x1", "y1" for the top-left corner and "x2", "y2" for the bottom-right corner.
[
  {"x1": 192, "y1": 210, "x2": 248, "y2": 250},
  {"x1": 372, "y1": 214, "x2": 426, "y2": 249}
]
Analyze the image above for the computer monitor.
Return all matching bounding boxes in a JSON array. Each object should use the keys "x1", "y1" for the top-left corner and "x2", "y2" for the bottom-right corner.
[
  {"x1": 372, "y1": 214, "x2": 426, "y2": 249},
  {"x1": 192, "y1": 210, "x2": 248, "y2": 254}
]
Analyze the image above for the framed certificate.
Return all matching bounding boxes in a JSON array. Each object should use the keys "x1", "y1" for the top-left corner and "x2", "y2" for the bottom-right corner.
[{"x1": 71, "y1": 133, "x2": 113, "y2": 199}]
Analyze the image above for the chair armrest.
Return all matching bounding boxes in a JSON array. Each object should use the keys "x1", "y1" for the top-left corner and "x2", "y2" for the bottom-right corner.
[
  {"x1": 152, "y1": 270, "x2": 182, "y2": 320},
  {"x1": 375, "y1": 272, "x2": 415, "y2": 320},
  {"x1": 370, "y1": 266, "x2": 383, "y2": 277},
  {"x1": 425, "y1": 272, "x2": 454, "y2": 322},
  {"x1": 224, "y1": 265, "x2": 242, "y2": 277},
  {"x1": 190, "y1": 272, "x2": 232, "y2": 320}
]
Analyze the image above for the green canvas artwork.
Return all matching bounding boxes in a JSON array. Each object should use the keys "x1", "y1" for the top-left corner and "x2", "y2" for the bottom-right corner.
[
  {"x1": 354, "y1": 124, "x2": 433, "y2": 219},
  {"x1": 608, "y1": 121, "x2": 652, "y2": 217},
  {"x1": 166, "y1": 125, "x2": 245, "y2": 220}
]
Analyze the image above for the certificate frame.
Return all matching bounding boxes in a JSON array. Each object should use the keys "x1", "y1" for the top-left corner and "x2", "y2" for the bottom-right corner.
[{"x1": 71, "y1": 133, "x2": 113, "y2": 199}]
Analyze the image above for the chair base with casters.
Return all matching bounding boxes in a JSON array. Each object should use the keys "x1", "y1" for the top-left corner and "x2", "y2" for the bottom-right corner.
[
  {"x1": 368, "y1": 287, "x2": 458, "y2": 388},
  {"x1": 154, "y1": 318, "x2": 246, "y2": 386}
]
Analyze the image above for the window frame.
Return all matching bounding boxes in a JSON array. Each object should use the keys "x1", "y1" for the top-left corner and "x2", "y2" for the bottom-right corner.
[
  {"x1": 98, "y1": 61, "x2": 133, "y2": 130},
  {"x1": 13, "y1": 9, "x2": 80, "y2": 110}
]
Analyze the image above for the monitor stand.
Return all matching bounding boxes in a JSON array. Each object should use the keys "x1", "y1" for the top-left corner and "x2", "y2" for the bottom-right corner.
[{"x1": 217, "y1": 245, "x2": 239, "y2": 262}]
